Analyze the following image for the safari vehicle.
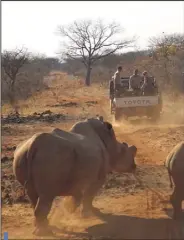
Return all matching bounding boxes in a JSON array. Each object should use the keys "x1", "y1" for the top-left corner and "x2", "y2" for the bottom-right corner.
[{"x1": 109, "y1": 76, "x2": 162, "y2": 121}]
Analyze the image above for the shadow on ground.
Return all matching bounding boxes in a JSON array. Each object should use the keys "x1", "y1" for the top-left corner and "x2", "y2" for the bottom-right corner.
[
  {"x1": 53, "y1": 210, "x2": 184, "y2": 239},
  {"x1": 88, "y1": 211, "x2": 184, "y2": 239}
]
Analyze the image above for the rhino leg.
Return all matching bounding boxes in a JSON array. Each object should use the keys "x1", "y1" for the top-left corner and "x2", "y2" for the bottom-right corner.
[
  {"x1": 81, "y1": 179, "x2": 105, "y2": 217},
  {"x1": 33, "y1": 196, "x2": 54, "y2": 236},
  {"x1": 26, "y1": 183, "x2": 38, "y2": 209},
  {"x1": 63, "y1": 191, "x2": 83, "y2": 214},
  {"x1": 170, "y1": 186, "x2": 183, "y2": 220}
]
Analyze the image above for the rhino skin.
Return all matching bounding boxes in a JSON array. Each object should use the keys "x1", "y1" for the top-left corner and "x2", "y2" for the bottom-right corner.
[
  {"x1": 53, "y1": 118, "x2": 137, "y2": 215},
  {"x1": 13, "y1": 116, "x2": 137, "y2": 236},
  {"x1": 165, "y1": 141, "x2": 184, "y2": 220}
]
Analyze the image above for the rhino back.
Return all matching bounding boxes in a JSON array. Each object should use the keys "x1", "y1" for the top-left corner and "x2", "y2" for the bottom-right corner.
[
  {"x1": 71, "y1": 121, "x2": 99, "y2": 137},
  {"x1": 165, "y1": 141, "x2": 184, "y2": 173},
  {"x1": 71, "y1": 121, "x2": 111, "y2": 181},
  {"x1": 70, "y1": 120, "x2": 108, "y2": 152},
  {"x1": 31, "y1": 133, "x2": 103, "y2": 195},
  {"x1": 51, "y1": 128, "x2": 85, "y2": 142},
  {"x1": 23, "y1": 133, "x2": 78, "y2": 195},
  {"x1": 13, "y1": 131, "x2": 106, "y2": 196}
]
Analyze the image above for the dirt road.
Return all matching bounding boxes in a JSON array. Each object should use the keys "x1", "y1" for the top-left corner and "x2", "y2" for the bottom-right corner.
[
  {"x1": 2, "y1": 78, "x2": 184, "y2": 239},
  {"x1": 2, "y1": 120, "x2": 184, "y2": 239}
]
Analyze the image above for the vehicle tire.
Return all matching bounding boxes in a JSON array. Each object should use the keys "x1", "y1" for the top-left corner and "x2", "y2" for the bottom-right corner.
[
  {"x1": 110, "y1": 99, "x2": 115, "y2": 115},
  {"x1": 122, "y1": 114, "x2": 128, "y2": 121},
  {"x1": 110, "y1": 101, "x2": 112, "y2": 114},
  {"x1": 115, "y1": 109, "x2": 121, "y2": 121},
  {"x1": 158, "y1": 95, "x2": 163, "y2": 112},
  {"x1": 151, "y1": 108, "x2": 161, "y2": 122},
  {"x1": 109, "y1": 80, "x2": 114, "y2": 99}
]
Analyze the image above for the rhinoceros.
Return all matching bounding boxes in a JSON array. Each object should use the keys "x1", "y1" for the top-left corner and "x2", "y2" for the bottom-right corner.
[
  {"x1": 165, "y1": 141, "x2": 184, "y2": 220},
  {"x1": 13, "y1": 116, "x2": 137, "y2": 236}
]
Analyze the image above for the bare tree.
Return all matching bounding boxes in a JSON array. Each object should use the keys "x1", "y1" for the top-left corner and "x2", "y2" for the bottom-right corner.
[
  {"x1": 1, "y1": 48, "x2": 29, "y2": 112},
  {"x1": 57, "y1": 19, "x2": 135, "y2": 86}
]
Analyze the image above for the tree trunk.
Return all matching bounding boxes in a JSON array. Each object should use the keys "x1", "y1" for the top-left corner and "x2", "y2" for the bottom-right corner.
[
  {"x1": 163, "y1": 60, "x2": 171, "y2": 86},
  {"x1": 85, "y1": 65, "x2": 92, "y2": 86},
  {"x1": 9, "y1": 79, "x2": 19, "y2": 114}
]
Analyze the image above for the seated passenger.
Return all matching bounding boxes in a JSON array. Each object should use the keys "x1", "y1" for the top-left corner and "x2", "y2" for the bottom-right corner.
[
  {"x1": 129, "y1": 69, "x2": 142, "y2": 90},
  {"x1": 141, "y1": 71, "x2": 157, "y2": 95}
]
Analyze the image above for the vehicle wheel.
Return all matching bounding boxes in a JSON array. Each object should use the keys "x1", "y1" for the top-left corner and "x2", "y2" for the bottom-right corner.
[
  {"x1": 151, "y1": 109, "x2": 161, "y2": 122},
  {"x1": 109, "y1": 81, "x2": 114, "y2": 99},
  {"x1": 122, "y1": 114, "x2": 128, "y2": 121},
  {"x1": 110, "y1": 99, "x2": 115, "y2": 115},
  {"x1": 115, "y1": 109, "x2": 121, "y2": 121},
  {"x1": 157, "y1": 93, "x2": 162, "y2": 109}
]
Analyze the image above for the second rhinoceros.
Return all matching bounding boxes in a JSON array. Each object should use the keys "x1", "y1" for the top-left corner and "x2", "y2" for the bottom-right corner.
[{"x1": 165, "y1": 141, "x2": 184, "y2": 220}]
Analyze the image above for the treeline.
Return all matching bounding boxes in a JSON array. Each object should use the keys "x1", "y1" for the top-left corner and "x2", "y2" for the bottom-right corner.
[
  {"x1": 60, "y1": 48, "x2": 184, "y2": 93},
  {"x1": 2, "y1": 20, "x2": 184, "y2": 113},
  {"x1": 2, "y1": 45, "x2": 184, "y2": 112},
  {"x1": 57, "y1": 19, "x2": 184, "y2": 90},
  {"x1": 1, "y1": 49, "x2": 62, "y2": 106},
  {"x1": 60, "y1": 50, "x2": 149, "y2": 81}
]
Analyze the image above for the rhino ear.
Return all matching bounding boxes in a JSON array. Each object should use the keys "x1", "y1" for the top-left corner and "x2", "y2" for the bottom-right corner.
[
  {"x1": 99, "y1": 116, "x2": 104, "y2": 122},
  {"x1": 96, "y1": 115, "x2": 103, "y2": 122},
  {"x1": 122, "y1": 142, "x2": 128, "y2": 147},
  {"x1": 104, "y1": 121, "x2": 112, "y2": 130},
  {"x1": 129, "y1": 145, "x2": 137, "y2": 157}
]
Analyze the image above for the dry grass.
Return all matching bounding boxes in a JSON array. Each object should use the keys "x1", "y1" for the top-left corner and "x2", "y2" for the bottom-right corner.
[{"x1": 2, "y1": 72, "x2": 108, "y2": 118}]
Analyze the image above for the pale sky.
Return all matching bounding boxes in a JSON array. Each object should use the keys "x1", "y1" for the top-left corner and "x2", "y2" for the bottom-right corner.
[{"x1": 2, "y1": 1, "x2": 184, "y2": 57}]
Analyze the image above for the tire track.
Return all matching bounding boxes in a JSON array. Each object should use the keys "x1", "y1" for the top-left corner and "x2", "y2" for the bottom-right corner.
[
  {"x1": 114, "y1": 125, "x2": 184, "y2": 239},
  {"x1": 114, "y1": 125, "x2": 171, "y2": 203}
]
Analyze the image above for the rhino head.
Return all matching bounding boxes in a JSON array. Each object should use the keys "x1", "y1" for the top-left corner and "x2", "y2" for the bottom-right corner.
[
  {"x1": 113, "y1": 142, "x2": 137, "y2": 173},
  {"x1": 90, "y1": 116, "x2": 137, "y2": 173}
]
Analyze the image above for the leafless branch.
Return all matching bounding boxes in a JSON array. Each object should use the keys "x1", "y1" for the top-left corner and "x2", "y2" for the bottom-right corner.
[
  {"x1": 56, "y1": 19, "x2": 136, "y2": 85},
  {"x1": 2, "y1": 47, "x2": 29, "y2": 83}
]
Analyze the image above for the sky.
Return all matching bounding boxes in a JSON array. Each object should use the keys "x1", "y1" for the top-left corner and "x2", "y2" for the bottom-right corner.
[{"x1": 2, "y1": 1, "x2": 184, "y2": 57}]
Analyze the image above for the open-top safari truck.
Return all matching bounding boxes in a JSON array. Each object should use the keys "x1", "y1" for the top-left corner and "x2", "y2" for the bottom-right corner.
[{"x1": 109, "y1": 77, "x2": 162, "y2": 121}]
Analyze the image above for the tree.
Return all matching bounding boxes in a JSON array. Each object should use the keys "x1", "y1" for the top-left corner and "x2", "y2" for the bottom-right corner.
[
  {"x1": 149, "y1": 33, "x2": 184, "y2": 60},
  {"x1": 57, "y1": 19, "x2": 135, "y2": 86},
  {"x1": 1, "y1": 48, "x2": 29, "y2": 111},
  {"x1": 148, "y1": 33, "x2": 184, "y2": 89}
]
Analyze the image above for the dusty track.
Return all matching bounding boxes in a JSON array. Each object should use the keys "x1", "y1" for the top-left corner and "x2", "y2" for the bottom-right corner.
[
  {"x1": 2, "y1": 121, "x2": 184, "y2": 239},
  {"x1": 2, "y1": 77, "x2": 184, "y2": 239}
]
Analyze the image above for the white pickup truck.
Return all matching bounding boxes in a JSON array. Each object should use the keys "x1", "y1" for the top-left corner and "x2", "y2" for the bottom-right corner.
[{"x1": 109, "y1": 77, "x2": 162, "y2": 121}]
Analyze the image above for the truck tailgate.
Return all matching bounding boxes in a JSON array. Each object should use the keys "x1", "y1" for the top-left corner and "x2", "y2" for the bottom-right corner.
[{"x1": 114, "y1": 96, "x2": 159, "y2": 108}]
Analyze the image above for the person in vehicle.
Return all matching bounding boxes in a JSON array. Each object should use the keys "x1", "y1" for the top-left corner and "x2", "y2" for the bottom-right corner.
[
  {"x1": 112, "y1": 66, "x2": 122, "y2": 90},
  {"x1": 129, "y1": 69, "x2": 142, "y2": 90},
  {"x1": 141, "y1": 71, "x2": 157, "y2": 95}
]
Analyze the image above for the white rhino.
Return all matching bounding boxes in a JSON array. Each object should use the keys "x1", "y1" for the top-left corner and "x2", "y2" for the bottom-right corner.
[
  {"x1": 13, "y1": 116, "x2": 137, "y2": 236},
  {"x1": 165, "y1": 141, "x2": 184, "y2": 220}
]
